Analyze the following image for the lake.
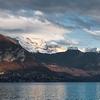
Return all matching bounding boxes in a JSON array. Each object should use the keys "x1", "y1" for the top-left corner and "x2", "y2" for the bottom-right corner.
[{"x1": 0, "y1": 83, "x2": 100, "y2": 100}]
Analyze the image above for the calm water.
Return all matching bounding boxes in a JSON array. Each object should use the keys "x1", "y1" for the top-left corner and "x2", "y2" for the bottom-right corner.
[{"x1": 0, "y1": 83, "x2": 100, "y2": 100}]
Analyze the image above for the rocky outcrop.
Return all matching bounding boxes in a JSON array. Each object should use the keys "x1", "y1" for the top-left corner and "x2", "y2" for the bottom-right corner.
[
  {"x1": 0, "y1": 48, "x2": 25, "y2": 62},
  {"x1": 0, "y1": 34, "x2": 26, "y2": 62}
]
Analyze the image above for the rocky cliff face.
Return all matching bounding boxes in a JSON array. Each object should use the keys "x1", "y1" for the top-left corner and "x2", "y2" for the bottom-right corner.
[
  {"x1": 0, "y1": 45, "x2": 25, "y2": 62},
  {"x1": 0, "y1": 34, "x2": 25, "y2": 62}
]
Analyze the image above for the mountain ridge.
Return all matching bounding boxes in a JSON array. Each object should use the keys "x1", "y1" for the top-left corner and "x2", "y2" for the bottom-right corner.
[
  {"x1": 0, "y1": 34, "x2": 55, "y2": 76},
  {"x1": 0, "y1": 34, "x2": 16, "y2": 44},
  {"x1": 33, "y1": 49, "x2": 100, "y2": 71},
  {"x1": 13, "y1": 36, "x2": 67, "y2": 54},
  {"x1": 0, "y1": 34, "x2": 76, "y2": 82},
  {"x1": 12, "y1": 36, "x2": 100, "y2": 54},
  {"x1": 0, "y1": 34, "x2": 100, "y2": 82}
]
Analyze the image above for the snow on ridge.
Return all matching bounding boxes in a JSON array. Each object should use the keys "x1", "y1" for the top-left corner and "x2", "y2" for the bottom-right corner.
[
  {"x1": 14, "y1": 37, "x2": 100, "y2": 54},
  {"x1": 67, "y1": 45, "x2": 100, "y2": 53},
  {"x1": 15, "y1": 37, "x2": 38, "y2": 53},
  {"x1": 14, "y1": 36, "x2": 67, "y2": 54},
  {"x1": 84, "y1": 47, "x2": 100, "y2": 53},
  {"x1": 67, "y1": 45, "x2": 78, "y2": 50}
]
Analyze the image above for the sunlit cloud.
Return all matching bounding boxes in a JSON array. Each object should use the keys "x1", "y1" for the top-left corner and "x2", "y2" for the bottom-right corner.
[{"x1": 0, "y1": 14, "x2": 75, "y2": 44}]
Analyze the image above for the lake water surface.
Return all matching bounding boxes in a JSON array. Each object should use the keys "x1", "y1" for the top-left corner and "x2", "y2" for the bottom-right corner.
[{"x1": 0, "y1": 83, "x2": 100, "y2": 100}]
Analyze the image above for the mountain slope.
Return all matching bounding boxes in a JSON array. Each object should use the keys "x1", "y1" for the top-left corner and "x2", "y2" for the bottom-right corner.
[
  {"x1": 0, "y1": 34, "x2": 80, "y2": 82},
  {"x1": 67, "y1": 45, "x2": 100, "y2": 53},
  {"x1": 0, "y1": 34, "x2": 16, "y2": 44},
  {"x1": 1, "y1": 34, "x2": 100, "y2": 82},
  {"x1": 0, "y1": 34, "x2": 25, "y2": 62},
  {"x1": 0, "y1": 34, "x2": 54, "y2": 76},
  {"x1": 33, "y1": 50, "x2": 100, "y2": 71}
]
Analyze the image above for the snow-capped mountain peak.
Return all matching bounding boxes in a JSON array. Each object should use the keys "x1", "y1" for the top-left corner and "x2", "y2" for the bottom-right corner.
[
  {"x1": 14, "y1": 37, "x2": 67, "y2": 54},
  {"x1": 85, "y1": 47, "x2": 100, "y2": 53},
  {"x1": 67, "y1": 45, "x2": 78, "y2": 50},
  {"x1": 67, "y1": 45, "x2": 100, "y2": 53},
  {"x1": 13, "y1": 37, "x2": 100, "y2": 54}
]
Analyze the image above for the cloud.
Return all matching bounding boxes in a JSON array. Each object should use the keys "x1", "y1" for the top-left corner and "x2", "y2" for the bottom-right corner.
[
  {"x1": 0, "y1": 12, "x2": 80, "y2": 45},
  {"x1": 0, "y1": 15, "x2": 73, "y2": 41},
  {"x1": 0, "y1": 7, "x2": 81, "y2": 46},
  {"x1": 84, "y1": 29, "x2": 100, "y2": 36},
  {"x1": 34, "y1": 11, "x2": 43, "y2": 15},
  {"x1": 68, "y1": 15, "x2": 94, "y2": 29},
  {"x1": 57, "y1": 38, "x2": 80, "y2": 45},
  {"x1": 0, "y1": 1, "x2": 100, "y2": 31},
  {"x1": 0, "y1": 0, "x2": 100, "y2": 16},
  {"x1": 50, "y1": 34, "x2": 80, "y2": 45},
  {"x1": 84, "y1": 29, "x2": 100, "y2": 42},
  {"x1": 1, "y1": 0, "x2": 100, "y2": 47}
]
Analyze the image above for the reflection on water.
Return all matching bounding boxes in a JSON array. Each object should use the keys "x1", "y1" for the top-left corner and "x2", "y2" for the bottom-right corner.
[
  {"x1": 65, "y1": 83, "x2": 98, "y2": 100},
  {"x1": 0, "y1": 83, "x2": 100, "y2": 100}
]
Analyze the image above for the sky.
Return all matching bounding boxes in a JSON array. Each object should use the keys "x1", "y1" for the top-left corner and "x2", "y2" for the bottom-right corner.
[{"x1": 0, "y1": 0, "x2": 100, "y2": 48}]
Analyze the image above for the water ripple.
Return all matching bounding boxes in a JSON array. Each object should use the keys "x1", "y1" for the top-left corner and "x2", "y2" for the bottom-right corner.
[{"x1": 0, "y1": 83, "x2": 99, "y2": 100}]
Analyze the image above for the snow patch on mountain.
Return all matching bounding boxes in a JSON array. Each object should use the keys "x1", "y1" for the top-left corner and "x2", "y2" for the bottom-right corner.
[
  {"x1": 67, "y1": 45, "x2": 100, "y2": 53},
  {"x1": 14, "y1": 37, "x2": 67, "y2": 54},
  {"x1": 13, "y1": 37, "x2": 100, "y2": 54},
  {"x1": 85, "y1": 47, "x2": 100, "y2": 53},
  {"x1": 67, "y1": 45, "x2": 78, "y2": 50}
]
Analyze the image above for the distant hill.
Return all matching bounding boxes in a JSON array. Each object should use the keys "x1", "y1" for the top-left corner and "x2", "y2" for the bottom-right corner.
[{"x1": 33, "y1": 50, "x2": 100, "y2": 71}]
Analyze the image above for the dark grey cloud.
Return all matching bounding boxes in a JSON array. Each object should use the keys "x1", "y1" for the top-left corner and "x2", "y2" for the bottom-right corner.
[
  {"x1": 0, "y1": 28, "x2": 25, "y2": 33},
  {"x1": 0, "y1": 0, "x2": 100, "y2": 47},
  {"x1": 68, "y1": 16, "x2": 96, "y2": 30},
  {"x1": 0, "y1": 27, "x2": 35, "y2": 34},
  {"x1": 0, "y1": 0, "x2": 100, "y2": 15},
  {"x1": 0, "y1": 0, "x2": 100, "y2": 31}
]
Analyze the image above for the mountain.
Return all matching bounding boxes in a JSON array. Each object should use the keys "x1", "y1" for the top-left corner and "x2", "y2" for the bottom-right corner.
[
  {"x1": 0, "y1": 34, "x2": 65, "y2": 82},
  {"x1": 0, "y1": 34, "x2": 48, "y2": 71},
  {"x1": 13, "y1": 37, "x2": 100, "y2": 54},
  {"x1": 67, "y1": 45, "x2": 79, "y2": 50},
  {"x1": 67, "y1": 45, "x2": 100, "y2": 53},
  {"x1": 13, "y1": 37, "x2": 67, "y2": 54},
  {"x1": 0, "y1": 34, "x2": 25, "y2": 63},
  {"x1": 33, "y1": 50, "x2": 100, "y2": 81},
  {"x1": 33, "y1": 50, "x2": 100, "y2": 75},
  {"x1": 1, "y1": 34, "x2": 100, "y2": 82},
  {"x1": 1, "y1": 34, "x2": 88, "y2": 82},
  {"x1": 85, "y1": 47, "x2": 100, "y2": 53},
  {"x1": 11, "y1": 36, "x2": 100, "y2": 81}
]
